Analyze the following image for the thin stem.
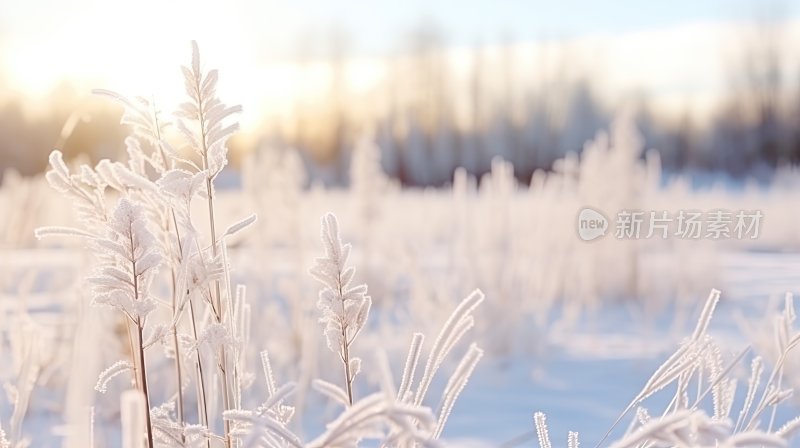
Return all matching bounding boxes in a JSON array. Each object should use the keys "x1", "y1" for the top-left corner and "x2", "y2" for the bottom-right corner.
[
  {"x1": 124, "y1": 321, "x2": 139, "y2": 390},
  {"x1": 337, "y1": 272, "x2": 354, "y2": 406},
  {"x1": 155, "y1": 108, "x2": 187, "y2": 429},
  {"x1": 204, "y1": 162, "x2": 233, "y2": 448},
  {"x1": 162, "y1": 200, "x2": 186, "y2": 434},
  {"x1": 341, "y1": 328, "x2": 353, "y2": 406},
  {"x1": 188, "y1": 299, "x2": 211, "y2": 448},
  {"x1": 130, "y1": 243, "x2": 154, "y2": 448},
  {"x1": 171, "y1": 277, "x2": 186, "y2": 428},
  {"x1": 196, "y1": 73, "x2": 232, "y2": 448},
  {"x1": 136, "y1": 320, "x2": 155, "y2": 448},
  {"x1": 747, "y1": 335, "x2": 800, "y2": 430}
]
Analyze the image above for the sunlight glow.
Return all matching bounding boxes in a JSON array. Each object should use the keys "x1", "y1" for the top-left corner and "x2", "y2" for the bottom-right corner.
[
  {"x1": 2, "y1": 0, "x2": 262, "y2": 118},
  {"x1": 2, "y1": 2, "x2": 799, "y2": 130}
]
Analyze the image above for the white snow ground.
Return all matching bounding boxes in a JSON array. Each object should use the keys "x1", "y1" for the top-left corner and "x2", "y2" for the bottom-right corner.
[
  {"x1": 2, "y1": 249, "x2": 799, "y2": 447},
  {"x1": 440, "y1": 250, "x2": 800, "y2": 446}
]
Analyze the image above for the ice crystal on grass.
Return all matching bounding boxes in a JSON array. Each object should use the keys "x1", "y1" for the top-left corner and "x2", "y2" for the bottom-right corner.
[
  {"x1": 413, "y1": 289, "x2": 484, "y2": 407},
  {"x1": 306, "y1": 393, "x2": 439, "y2": 448},
  {"x1": 183, "y1": 424, "x2": 213, "y2": 446},
  {"x1": 533, "y1": 412, "x2": 551, "y2": 448},
  {"x1": 193, "y1": 322, "x2": 240, "y2": 357},
  {"x1": 523, "y1": 290, "x2": 800, "y2": 448},
  {"x1": 95, "y1": 360, "x2": 133, "y2": 394},
  {"x1": 224, "y1": 351, "x2": 300, "y2": 448},
  {"x1": 176, "y1": 41, "x2": 241, "y2": 182},
  {"x1": 88, "y1": 198, "x2": 161, "y2": 322},
  {"x1": 310, "y1": 213, "x2": 372, "y2": 405},
  {"x1": 41, "y1": 151, "x2": 109, "y2": 232},
  {"x1": 149, "y1": 401, "x2": 186, "y2": 446},
  {"x1": 308, "y1": 215, "x2": 485, "y2": 445},
  {"x1": 32, "y1": 41, "x2": 490, "y2": 448},
  {"x1": 311, "y1": 213, "x2": 372, "y2": 352}
]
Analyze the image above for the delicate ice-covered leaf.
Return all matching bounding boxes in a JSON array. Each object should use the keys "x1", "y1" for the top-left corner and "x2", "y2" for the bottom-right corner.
[
  {"x1": 48, "y1": 150, "x2": 70, "y2": 178},
  {"x1": 726, "y1": 432, "x2": 787, "y2": 447},
  {"x1": 95, "y1": 360, "x2": 132, "y2": 393},
  {"x1": 45, "y1": 169, "x2": 70, "y2": 192},
  {"x1": 34, "y1": 226, "x2": 95, "y2": 240},
  {"x1": 113, "y1": 164, "x2": 157, "y2": 193},
  {"x1": 349, "y1": 358, "x2": 361, "y2": 377},
  {"x1": 313, "y1": 380, "x2": 349, "y2": 407},
  {"x1": 222, "y1": 214, "x2": 258, "y2": 238},
  {"x1": 135, "y1": 250, "x2": 162, "y2": 274},
  {"x1": 259, "y1": 383, "x2": 296, "y2": 414},
  {"x1": 143, "y1": 324, "x2": 168, "y2": 348},
  {"x1": 201, "y1": 69, "x2": 218, "y2": 95}
]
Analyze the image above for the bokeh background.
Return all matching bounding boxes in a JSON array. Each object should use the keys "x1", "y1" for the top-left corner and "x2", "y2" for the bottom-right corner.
[
  {"x1": 4, "y1": 2, "x2": 800, "y2": 446},
  {"x1": 2, "y1": 0, "x2": 799, "y2": 184}
]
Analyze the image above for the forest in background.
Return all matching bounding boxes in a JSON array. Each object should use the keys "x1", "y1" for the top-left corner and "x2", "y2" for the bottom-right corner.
[{"x1": 0, "y1": 14, "x2": 798, "y2": 186}]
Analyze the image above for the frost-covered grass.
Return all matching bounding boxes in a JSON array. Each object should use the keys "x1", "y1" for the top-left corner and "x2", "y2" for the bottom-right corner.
[
  {"x1": 2, "y1": 42, "x2": 800, "y2": 448},
  {"x1": 2, "y1": 42, "x2": 488, "y2": 448}
]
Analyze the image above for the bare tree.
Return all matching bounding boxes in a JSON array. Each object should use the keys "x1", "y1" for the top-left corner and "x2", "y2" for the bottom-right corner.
[
  {"x1": 724, "y1": 1, "x2": 787, "y2": 171},
  {"x1": 328, "y1": 26, "x2": 351, "y2": 183}
]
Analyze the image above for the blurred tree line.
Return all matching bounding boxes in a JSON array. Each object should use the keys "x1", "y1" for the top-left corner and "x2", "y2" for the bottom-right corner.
[
  {"x1": 0, "y1": 13, "x2": 798, "y2": 186},
  {"x1": 0, "y1": 84, "x2": 128, "y2": 178},
  {"x1": 263, "y1": 15, "x2": 800, "y2": 185}
]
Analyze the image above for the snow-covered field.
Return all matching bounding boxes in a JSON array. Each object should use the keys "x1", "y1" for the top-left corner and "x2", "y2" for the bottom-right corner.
[
  {"x1": 2, "y1": 44, "x2": 800, "y2": 448},
  {"x1": 4, "y1": 169, "x2": 800, "y2": 447}
]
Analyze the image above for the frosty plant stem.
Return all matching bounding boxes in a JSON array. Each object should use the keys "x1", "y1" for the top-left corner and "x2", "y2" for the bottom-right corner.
[
  {"x1": 167, "y1": 206, "x2": 210, "y2": 439},
  {"x1": 200, "y1": 120, "x2": 230, "y2": 401},
  {"x1": 188, "y1": 298, "x2": 211, "y2": 440},
  {"x1": 204, "y1": 97, "x2": 232, "y2": 448},
  {"x1": 135, "y1": 318, "x2": 154, "y2": 448},
  {"x1": 169, "y1": 228, "x2": 207, "y2": 446},
  {"x1": 175, "y1": 40, "x2": 241, "y2": 447},
  {"x1": 37, "y1": 41, "x2": 487, "y2": 448},
  {"x1": 154, "y1": 110, "x2": 187, "y2": 432},
  {"x1": 337, "y1": 266, "x2": 355, "y2": 405},
  {"x1": 341, "y1": 314, "x2": 354, "y2": 405},
  {"x1": 82, "y1": 198, "x2": 162, "y2": 448},
  {"x1": 128, "y1": 210, "x2": 155, "y2": 448},
  {"x1": 169, "y1": 267, "x2": 186, "y2": 432},
  {"x1": 311, "y1": 214, "x2": 372, "y2": 407}
]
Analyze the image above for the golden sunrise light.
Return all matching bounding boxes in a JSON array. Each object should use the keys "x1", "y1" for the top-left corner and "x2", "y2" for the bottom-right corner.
[
  {"x1": 4, "y1": 2, "x2": 800, "y2": 448},
  {"x1": 1, "y1": 0, "x2": 799, "y2": 177}
]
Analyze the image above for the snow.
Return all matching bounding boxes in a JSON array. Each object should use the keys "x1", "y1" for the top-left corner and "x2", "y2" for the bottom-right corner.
[
  {"x1": 3, "y1": 242, "x2": 799, "y2": 446},
  {"x1": 3, "y1": 95, "x2": 800, "y2": 446}
]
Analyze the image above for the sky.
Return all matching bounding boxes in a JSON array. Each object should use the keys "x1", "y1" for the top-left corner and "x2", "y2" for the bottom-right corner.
[
  {"x1": 1, "y1": 0, "x2": 791, "y2": 56},
  {"x1": 0, "y1": 0, "x2": 798, "y2": 125},
  {"x1": 238, "y1": 0, "x2": 792, "y2": 56}
]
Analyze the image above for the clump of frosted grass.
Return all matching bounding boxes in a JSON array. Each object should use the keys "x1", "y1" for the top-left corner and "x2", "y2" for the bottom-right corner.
[
  {"x1": 309, "y1": 213, "x2": 372, "y2": 406},
  {"x1": 301, "y1": 213, "x2": 485, "y2": 445},
  {"x1": 38, "y1": 41, "x2": 250, "y2": 448},
  {"x1": 0, "y1": 314, "x2": 40, "y2": 448},
  {"x1": 520, "y1": 289, "x2": 800, "y2": 448},
  {"x1": 32, "y1": 40, "x2": 486, "y2": 448}
]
